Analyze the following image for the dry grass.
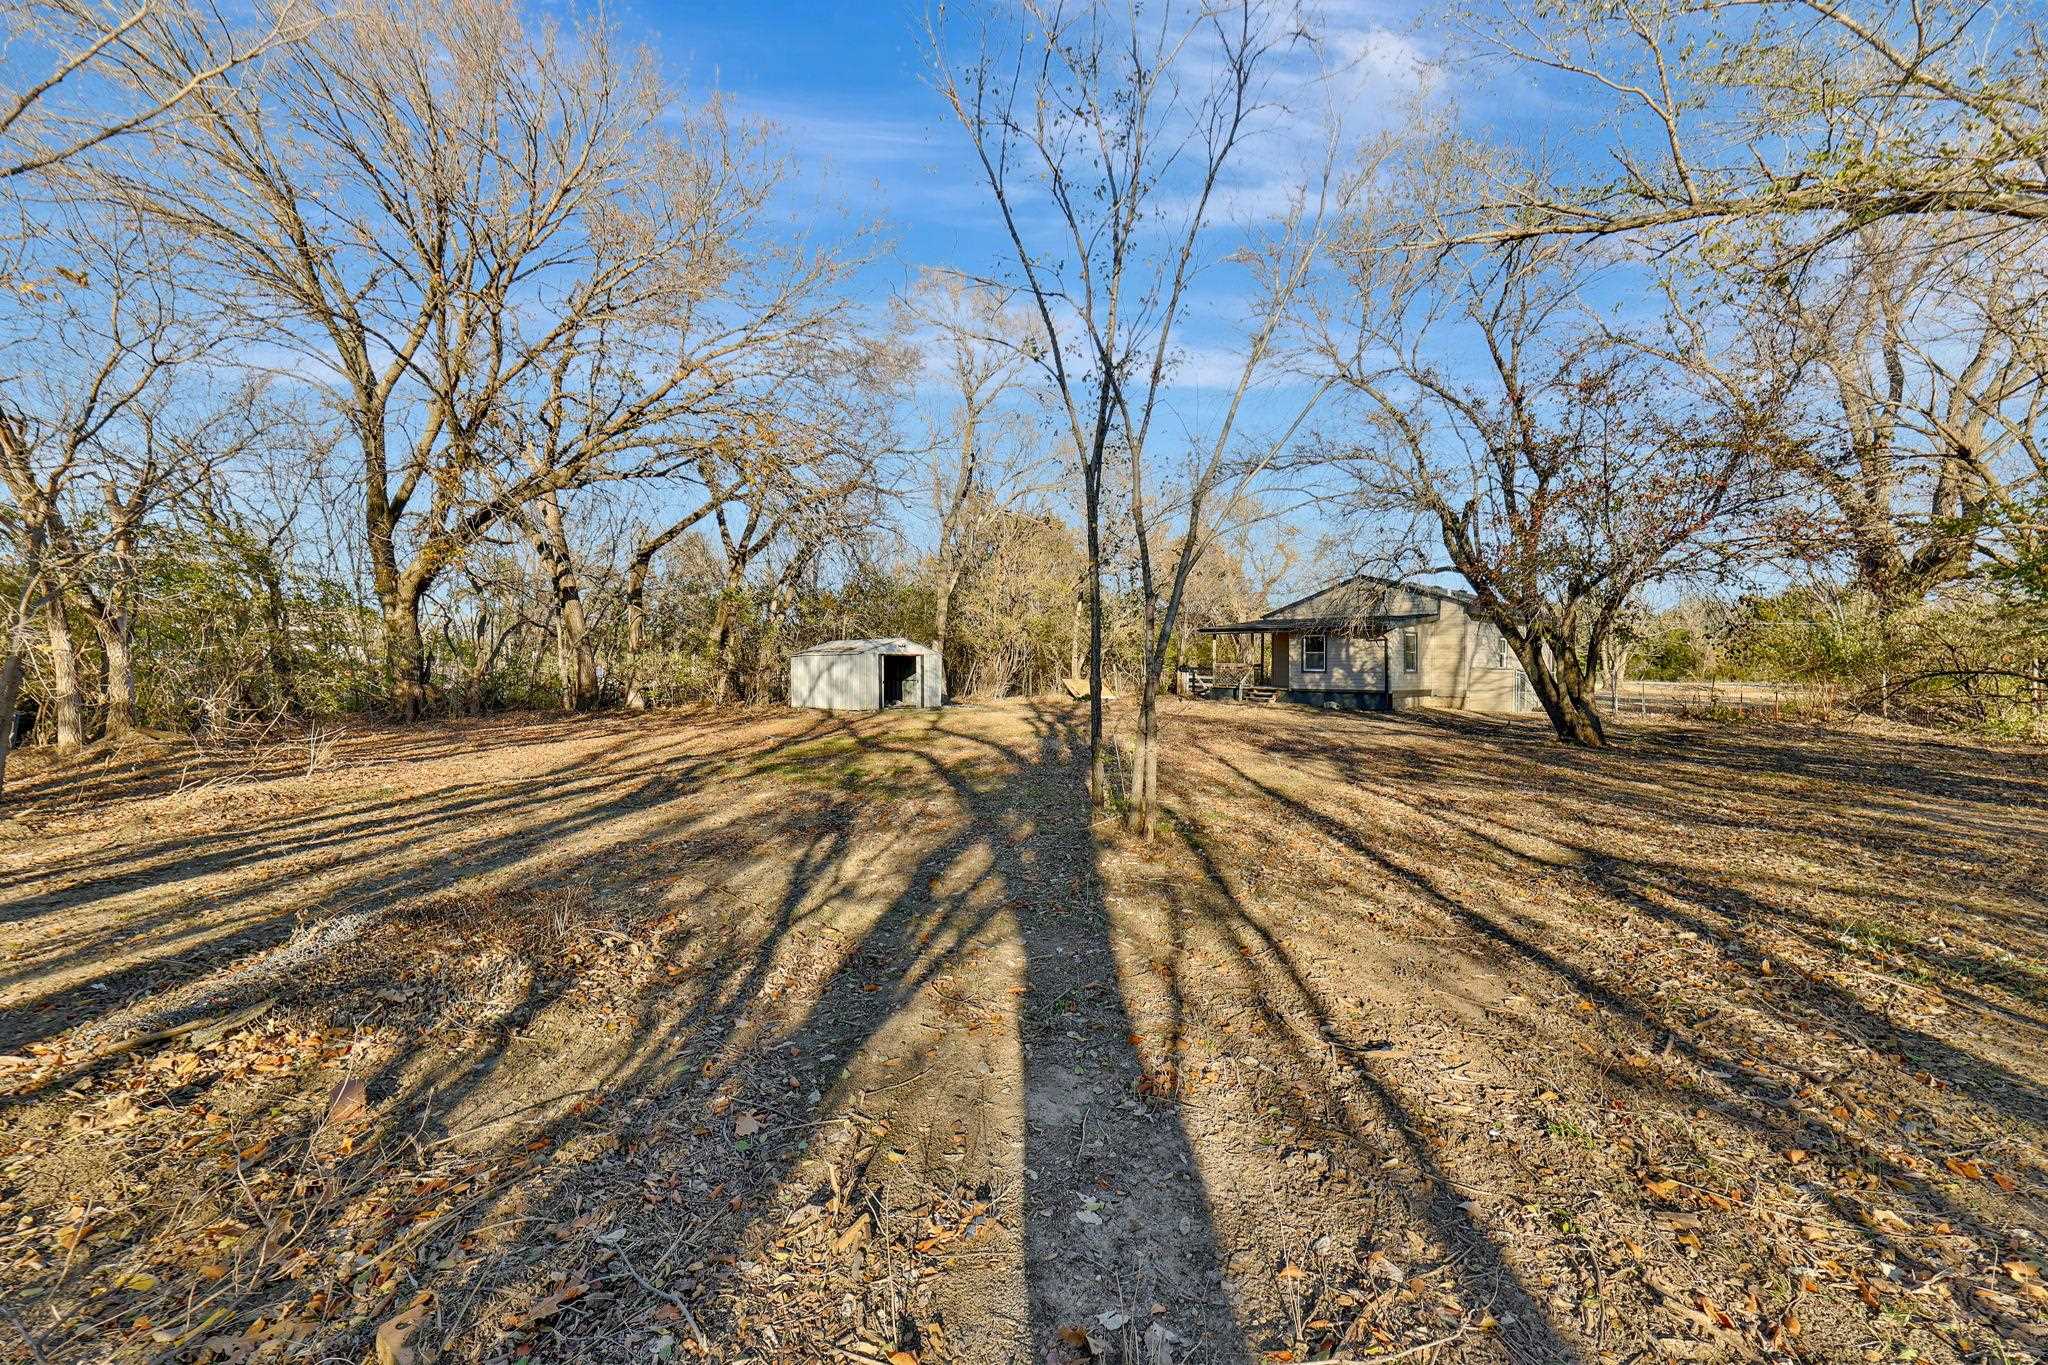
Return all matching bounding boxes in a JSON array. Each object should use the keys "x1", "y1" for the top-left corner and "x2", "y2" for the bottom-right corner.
[{"x1": 0, "y1": 699, "x2": 2042, "y2": 1364}]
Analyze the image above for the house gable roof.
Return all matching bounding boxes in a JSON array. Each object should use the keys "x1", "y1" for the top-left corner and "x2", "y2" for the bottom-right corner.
[
  {"x1": 1199, "y1": 574, "x2": 1471, "y2": 635},
  {"x1": 1265, "y1": 573, "x2": 1474, "y2": 616}
]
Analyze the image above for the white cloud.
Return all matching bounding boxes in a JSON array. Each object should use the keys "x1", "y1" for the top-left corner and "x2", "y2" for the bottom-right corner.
[{"x1": 1163, "y1": 5, "x2": 1444, "y2": 225}]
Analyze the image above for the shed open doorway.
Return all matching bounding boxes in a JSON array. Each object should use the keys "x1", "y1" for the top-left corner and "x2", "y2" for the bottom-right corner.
[{"x1": 881, "y1": 653, "x2": 919, "y2": 706}]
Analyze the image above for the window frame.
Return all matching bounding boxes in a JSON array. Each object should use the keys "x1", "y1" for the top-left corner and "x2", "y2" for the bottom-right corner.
[
  {"x1": 1400, "y1": 627, "x2": 1420, "y2": 674},
  {"x1": 1300, "y1": 633, "x2": 1327, "y2": 674}
]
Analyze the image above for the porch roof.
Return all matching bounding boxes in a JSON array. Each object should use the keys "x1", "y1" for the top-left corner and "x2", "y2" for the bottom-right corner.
[{"x1": 1197, "y1": 611, "x2": 1435, "y2": 636}]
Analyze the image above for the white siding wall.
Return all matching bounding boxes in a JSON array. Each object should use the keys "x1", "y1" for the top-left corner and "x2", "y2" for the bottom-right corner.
[
  {"x1": 1287, "y1": 632, "x2": 1388, "y2": 691},
  {"x1": 1418, "y1": 601, "x2": 1529, "y2": 713},
  {"x1": 790, "y1": 654, "x2": 878, "y2": 711},
  {"x1": 1229, "y1": 580, "x2": 1537, "y2": 712},
  {"x1": 1276, "y1": 607, "x2": 1527, "y2": 712}
]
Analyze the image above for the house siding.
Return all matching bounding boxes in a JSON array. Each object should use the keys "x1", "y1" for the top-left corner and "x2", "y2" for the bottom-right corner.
[
  {"x1": 1286, "y1": 631, "x2": 1387, "y2": 692},
  {"x1": 1417, "y1": 599, "x2": 1527, "y2": 714}
]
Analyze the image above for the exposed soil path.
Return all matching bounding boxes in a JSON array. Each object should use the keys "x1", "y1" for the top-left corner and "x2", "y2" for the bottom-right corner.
[{"x1": 0, "y1": 701, "x2": 2043, "y2": 1364}]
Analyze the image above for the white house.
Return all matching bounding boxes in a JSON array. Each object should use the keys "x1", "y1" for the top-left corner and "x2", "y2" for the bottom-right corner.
[{"x1": 1193, "y1": 576, "x2": 1534, "y2": 713}]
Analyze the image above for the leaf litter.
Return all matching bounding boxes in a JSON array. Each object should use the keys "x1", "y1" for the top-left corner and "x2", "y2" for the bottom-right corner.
[{"x1": 0, "y1": 701, "x2": 2042, "y2": 1363}]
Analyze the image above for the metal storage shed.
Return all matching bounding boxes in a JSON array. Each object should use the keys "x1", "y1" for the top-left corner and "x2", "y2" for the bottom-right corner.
[{"x1": 789, "y1": 638, "x2": 945, "y2": 712}]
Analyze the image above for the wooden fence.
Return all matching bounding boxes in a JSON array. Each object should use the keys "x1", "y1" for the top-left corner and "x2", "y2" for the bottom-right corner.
[{"x1": 1605, "y1": 679, "x2": 1834, "y2": 718}]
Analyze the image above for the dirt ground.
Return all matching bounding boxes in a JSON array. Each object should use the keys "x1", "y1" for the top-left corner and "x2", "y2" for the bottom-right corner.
[{"x1": 1, "y1": 698, "x2": 2045, "y2": 1365}]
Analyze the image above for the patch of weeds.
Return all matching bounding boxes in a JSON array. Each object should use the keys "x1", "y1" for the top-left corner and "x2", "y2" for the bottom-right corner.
[
  {"x1": 1837, "y1": 919, "x2": 1924, "y2": 955},
  {"x1": 1545, "y1": 1115, "x2": 1596, "y2": 1149},
  {"x1": 735, "y1": 737, "x2": 925, "y2": 796}
]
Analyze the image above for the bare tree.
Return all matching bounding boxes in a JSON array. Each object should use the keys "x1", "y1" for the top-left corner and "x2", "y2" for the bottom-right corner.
[
  {"x1": 1448, "y1": 0, "x2": 2048, "y2": 252},
  {"x1": 1309, "y1": 149, "x2": 1788, "y2": 746},
  {"x1": 895, "y1": 270, "x2": 1042, "y2": 662},
  {"x1": 180, "y1": 417, "x2": 331, "y2": 713},
  {"x1": 932, "y1": 0, "x2": 1157, "y2": 802},
  {"x1": 1117, "y1": 187, "x2": 1334, "y2": 837},
  {"x1": 109, "y1": 0, "x2": 734, "y2": 718},
  {"x1": 0, "y1": 198, "x2": 214, "y2": 770},
  {"x1": 932, "y1": 0, "x2": 1321, "y2": 814},
  {"x1": 702, "y1": 413, "x2": 888, "y2": 704},
  {"x1": 1682, "y1": 221, "x2": 2048, "y2": 612},
  {"x1": 0, "y1": 0, "x2": 311, "y2": 182},
  {"x1": 476, "y1": 96, "x2": 868, "y2": 710}
]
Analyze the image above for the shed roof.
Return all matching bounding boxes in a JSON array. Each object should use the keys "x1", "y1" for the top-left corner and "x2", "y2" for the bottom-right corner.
[{"x1": 792, "y1": 637, "x2": 939, "y2": 657}]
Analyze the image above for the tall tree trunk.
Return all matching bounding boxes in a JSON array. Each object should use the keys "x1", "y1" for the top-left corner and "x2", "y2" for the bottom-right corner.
[
  {"x1": 1132, "y1": 622, "x2": 1160, "y2": 839},
  {"x1": 706, "y1": 578, "x2": 743, "y2": 705},
  {"x1": 94, "y1": 612, "x2": 137, "y2": 736},
  {"x1": 42, "y1": 589, "x2": 85, "y2": 755},
  {"x1": 1068, "y1": 592, "x2": 1084, "y2": 683},
  {"x1": 262, "y1": 566, "x2": 299, "y2": 711},
  {"x1": 533, "y1": 491, "x2": 597, "y2": 710},
  {"x1": 753, "y1": 562, "x2": 804, "y2": 703},
  {"x1": 363, "y1": 429, "x2": 422, "y2": 721},
  {"x1": 382, "y1": 593, "x2": 429, "y2": 721},
  {"x1": 623, "y1": 561, "x2": 654, "y2": 712},
  {"x1": 553, "y1": 618, "x2": 571, "y2": 710},
  {"x1": 932, "y1": 560, "x2": 964, "y2": 658},
  {"x1": 623, "y1": 504, "x2": 719, "y2": 712},
  {"x1": 1085, "y1": 481, "x2": 1104, "y2": 805},
  {"x1": 0, "y1": 645, "x2": 23, "y2": 799},
  {"x1": 1519, "y1": 634, "x2": 1607, "y2": 747},
  {"x1": 88, "y1": 508, "x2": 145, "y2": 736},
  {"x1": 552, "y1": 592, "x2": 594, "y2": 709}
]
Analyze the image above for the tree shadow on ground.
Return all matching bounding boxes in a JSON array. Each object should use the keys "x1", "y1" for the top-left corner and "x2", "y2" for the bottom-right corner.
[
  {"x1": 1175, "y1": 704, "x2": 2046, "y2": 1358},
  {"x1": 10, "y1": 699, "x2": 2043, "y2": 1363},
  {"x1": 0, "y1": 702, "x2": 1253, "y2": 1364},
  {"x1": 0, "y1": 713, "x2": 848, "y2": 1055},
  {"x1": 1149, "y1": 815, "x2": 1583, "y2": 1362}
]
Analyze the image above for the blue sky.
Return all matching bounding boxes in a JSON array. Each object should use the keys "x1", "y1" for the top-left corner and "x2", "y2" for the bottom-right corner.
[
  {"x1": 620, "y1": 1, "x2": 1588, "y2": 279},
  {"x1": 618, "y1": 5, "x2": 1450, "y2": 467},
  {"x1": 631, "y1": 2, "x2": 999, "y2": 288},
  {"x1": 597, "y1": 2, "x2": 1607, "y2": 590}
]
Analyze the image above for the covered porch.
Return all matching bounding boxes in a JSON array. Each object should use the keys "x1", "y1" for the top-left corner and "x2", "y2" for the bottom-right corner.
[{"x1": 1182, "y1": 610, "x2": 1435, "y2": 705}]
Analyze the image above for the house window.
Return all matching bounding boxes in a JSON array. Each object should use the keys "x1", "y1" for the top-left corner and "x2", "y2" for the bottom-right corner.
[
  {"x1": 1400, "y1": 628, "x2": 1419, "y2": 674},
  {"x1": 1489, "y1": 628, "x2": 1511, "y2": 669},
  {"x1": 1301, "y1": 634, "x2": 1326, "y2": 673}
]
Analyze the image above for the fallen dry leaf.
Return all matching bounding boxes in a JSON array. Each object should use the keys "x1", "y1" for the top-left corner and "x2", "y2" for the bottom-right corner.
[
  {"x1": 832, "y1": 1213, "x2": 872, "y2": 1253},
  {"x1": 326, "y1": 1076, "x2": 368, "y2": 1127},
  {"x1": 375, "y1": 1293, "x2": 433, "y2": 1365}
]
